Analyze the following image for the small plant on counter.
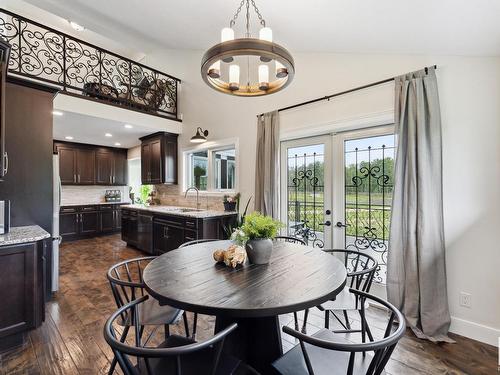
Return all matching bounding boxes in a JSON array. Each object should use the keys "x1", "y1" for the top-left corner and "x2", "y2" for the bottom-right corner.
[
  {"x1": 223, "y1": 192, "x2": 240, "y2": 212},
  {"x1": 224, "y1": 195, "x2": 252, "y2": 237}
]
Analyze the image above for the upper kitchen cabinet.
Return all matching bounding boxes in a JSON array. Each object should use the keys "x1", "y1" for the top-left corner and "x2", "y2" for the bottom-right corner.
[
  {"x1": 0, "y1": 39, "x2": 10, "y2": 180},
  {"x1": 54, "y1": 141, "x2": 127, "y2": 186},
  {"x1": 96, "y1": 149, "x2": 127, "y2": 185},
  {"x1": 140, "y1": 132, "x2": 178, "y2": 185}
]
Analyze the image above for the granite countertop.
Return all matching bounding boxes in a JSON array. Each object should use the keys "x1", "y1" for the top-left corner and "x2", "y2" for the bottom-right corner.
[
  {"x1": 122, "y1": 204, "x2": 238, "y2": 219},
  {"x1": 0, "y1": 225, "x2": 51, "y2": 246},
  {"x1": 61, "y1": 201, "x2": 131, "y2": 207}
]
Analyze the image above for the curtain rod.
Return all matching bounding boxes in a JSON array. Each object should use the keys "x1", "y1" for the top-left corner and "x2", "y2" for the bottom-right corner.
[{"x1": 257, "y1": 65, "x2": 437, "y2": 117}]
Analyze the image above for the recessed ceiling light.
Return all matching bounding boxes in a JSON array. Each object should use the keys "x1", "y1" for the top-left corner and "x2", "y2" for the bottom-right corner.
[
  {"x1": 114, "y1": 142, "x2": 121, "y2": 146},
  {"x1": 69, "y1": 21, "x2": 85, "y2": 31},
  {"x1": 124, "y1": 124, "x2": 133, "y2": 129},
  {"x1": 53, "y1": 110, "x2": 63, "y2": 116},
  {"x1": 65, "y1": 136, "x2": 74, "y2": 140},
  {"x1": 105, "y1": 133, "x2": 112, "y2": 137}
]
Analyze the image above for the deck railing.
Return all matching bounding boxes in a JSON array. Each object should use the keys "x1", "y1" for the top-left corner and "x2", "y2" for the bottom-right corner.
[{"x1": 0, "y1": 9, "x2": 180, "y2": 120}]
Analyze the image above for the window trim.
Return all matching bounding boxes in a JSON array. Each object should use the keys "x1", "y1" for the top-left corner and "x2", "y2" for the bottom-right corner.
[{"x1": 182, "y1": 137, "x2": 239, "y2": 195}]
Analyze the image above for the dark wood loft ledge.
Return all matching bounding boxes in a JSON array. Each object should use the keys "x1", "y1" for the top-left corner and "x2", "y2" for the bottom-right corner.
[{"x1": 0, "y1": 8, "x2": 181, "y2": 122}]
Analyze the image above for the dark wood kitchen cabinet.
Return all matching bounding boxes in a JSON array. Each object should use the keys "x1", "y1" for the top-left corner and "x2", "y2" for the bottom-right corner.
[
  {"x1": 58, "y1": 146, "x2": 78, "y2": 184},
  {"x1": 76, "y1": 148, "x2": 95, "y2": 184},
  {"x1": 153, "y1": 217, "x2": 186, "y2": 254},
  {"x1": 121, "y1": 208, "x2": 138, "y2": 247},
  {"x1": 122, "y1": 207, "x2": 237, "y2": 255},
  {"x1": 100, "y1": 204, "x2": 122, "y2": 232},
  {"x1": 140, "y1": 132, "x2": 178, "y2": 185},
  {"x1": 60, "y1": 204, "x2": 125, "y2": 241},
  {"x1": 0, "y1": 39, "x2": 10, "y2": 180},
  {"x1": 96, "y1": 149, "x2": 128, "y2": 185},
  {"x1": 54, "y1": 141, "x2": 127, "y2": 186},
  {"x1": 0, "y1": 240, "x2": 45, "y2": 351}
]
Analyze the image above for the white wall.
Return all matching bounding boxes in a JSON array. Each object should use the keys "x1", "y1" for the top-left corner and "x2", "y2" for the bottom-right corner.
[{"x1": 143, "y1": 50, "x2": 500, "y2": 345}]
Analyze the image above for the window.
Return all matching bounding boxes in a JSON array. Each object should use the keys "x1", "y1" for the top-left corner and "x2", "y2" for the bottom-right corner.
[
  {"x1": 185, "y1": 142, "x2": 237, "y2": 193},
  {"x1": 188, "y1": 150, "x2": 208, "y2": 191},
  {"x1": 213, "y1": 149, "x2": 236, "y2": 190}
]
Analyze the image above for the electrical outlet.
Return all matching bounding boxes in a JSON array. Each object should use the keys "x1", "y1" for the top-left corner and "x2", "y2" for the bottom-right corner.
[{"x1": 459, "y1": 292, "x2": 472, "y2": 308}]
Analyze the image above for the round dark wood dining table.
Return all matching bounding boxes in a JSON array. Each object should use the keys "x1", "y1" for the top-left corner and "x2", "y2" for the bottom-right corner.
[{"x1": 143, "y1": 240, "x2": 347, "y2": 374}]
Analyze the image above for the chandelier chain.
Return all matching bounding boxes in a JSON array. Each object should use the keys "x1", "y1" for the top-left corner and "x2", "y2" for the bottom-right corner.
[
  {"x1": 250, "y1": 0, "x2": 266, "y2": 27},
  {"x1": 229, "y1": 0, "x2": 266, "y2": 29},
  {"x1": 229, "y1": 0, "x2": 245, "y2": 28}
]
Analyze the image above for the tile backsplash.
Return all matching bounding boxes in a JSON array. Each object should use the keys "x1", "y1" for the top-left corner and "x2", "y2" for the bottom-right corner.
[
  {"x1": 154, "y1": 185, "x2": 225, "y2": 211},
  {"x1": 61, "y1": 185, "x2": 130, "y2": 206}
]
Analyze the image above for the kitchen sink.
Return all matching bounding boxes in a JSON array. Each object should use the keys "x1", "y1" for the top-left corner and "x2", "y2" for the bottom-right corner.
[{"x1": 176, "y1": 208, "x2": 204, "y2": 213}]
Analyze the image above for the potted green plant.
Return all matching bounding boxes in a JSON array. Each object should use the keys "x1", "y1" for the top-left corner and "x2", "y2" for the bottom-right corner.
[
  {"x1": 236, "y1": 212, "x2": 283, "y2": 265},
  {"x1": 223, "y1": 192, "x2": 240, "y2": 212}
]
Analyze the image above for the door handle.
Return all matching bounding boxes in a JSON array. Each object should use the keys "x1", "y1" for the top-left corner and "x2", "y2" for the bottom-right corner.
[
  {"x1": 319, "y1": 221, "x2": 331, "y2": 226},
  {"x1": 336, "y1": 222, "x2": 349, "y2": 228}
]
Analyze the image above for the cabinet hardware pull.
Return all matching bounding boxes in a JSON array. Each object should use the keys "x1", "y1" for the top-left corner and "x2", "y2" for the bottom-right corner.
[
  {"x1": 3, "y1": 152, "x2": 8, "y2": 175},
  {"x1": 74, "y1": 174, "x2": 76, "y2": 183}
]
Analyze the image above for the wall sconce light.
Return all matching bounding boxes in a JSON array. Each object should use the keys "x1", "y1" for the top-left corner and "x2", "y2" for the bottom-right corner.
[{"x1": 190, "y1": 127, "x2": 209, "y2": 143}]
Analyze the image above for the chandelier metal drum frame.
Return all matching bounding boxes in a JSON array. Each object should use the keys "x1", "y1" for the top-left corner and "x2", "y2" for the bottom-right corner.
[{"x1": 201, "y1": 0, "x2": 295, "y2": 97}]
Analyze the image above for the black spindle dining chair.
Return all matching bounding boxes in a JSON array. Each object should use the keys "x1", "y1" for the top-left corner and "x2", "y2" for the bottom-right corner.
[
  {"x1": 299, "y1": 249, "x2": 377, "y2": 340},
  {"x1": 179, "y1": 238, "x2": 220, "y2": 248},
  {"x1": 273, "y1": 290, "x2": 405, "y2": 375},
  {"x1": 104, "y1": 296, "x2": 258, "y2": 375},
  {"x1": 107, "y1": 257, "x2": 196, "y2": 374},
  {"x1": 274, "y1": 236, "x2": 307, "y2": 245}
]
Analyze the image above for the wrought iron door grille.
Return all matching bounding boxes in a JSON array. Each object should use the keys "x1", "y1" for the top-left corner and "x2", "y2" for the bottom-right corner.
[
  {"x1": 286, "y1": 145, "x2": 325, "y2": 248},
  {"x1": 0, "y1": 9, "x2": 180, "y2": 120},
  {"x1": 344, "y1": 135, "x2": 395, "y2": 284}
]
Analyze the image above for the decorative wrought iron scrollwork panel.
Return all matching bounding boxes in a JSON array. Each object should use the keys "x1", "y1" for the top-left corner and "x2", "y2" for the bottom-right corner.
[
  {"x1": 344, "y1": 137, "x2": 395, "y2": 284},
  {"x1": 286, "y1": 146, "x2": 325, "y2": 248},
  {"x1": 0, "y1": 9, "x2": 179, "y2": 119}
]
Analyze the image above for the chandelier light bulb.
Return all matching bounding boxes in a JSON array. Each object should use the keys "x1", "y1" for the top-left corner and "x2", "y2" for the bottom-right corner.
[
  {"x1": 208, "y1": 60, "x2": 221, "y2": 79},
  {"x1": 259, "y1": 27, "x2": 272, "y2": 42},
  {"x1": 221, "y1": 27, "x2": 234, "y2": 42},
  {"x1": 229, "y1": 64, "x2": 240, "y2": 91},
  {"x1": 275, "y1": 61, "x2": 289, "y2": 78},
  {"x1": 259, "y1": 27, "x2": 273, "y2": 61},
  {"x1": 258, "y1": 65, "x2": 269, "y2": 90},
  {"x1": 221, "y1": 27, "x2": 235, "y2": 62}
]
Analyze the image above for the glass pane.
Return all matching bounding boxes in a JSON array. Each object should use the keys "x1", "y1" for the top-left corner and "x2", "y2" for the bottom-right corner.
[
  {"x1": 286, "y1": 143, "x2": 325, "y2": 248},
  {"x1": 344, "y1": 134, "x2": 395, "y2": 284},
  {"x1": 188, "y1": 151, "x2": 208, "y2": 191},
  {"x1": 213, "y1": 148, "x2": 236, "y2": 190}
]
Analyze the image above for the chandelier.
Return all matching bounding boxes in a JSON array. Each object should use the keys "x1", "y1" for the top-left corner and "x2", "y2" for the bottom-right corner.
[{"x1": 201, "y1": 0, "x2": 295, "y2": 97}]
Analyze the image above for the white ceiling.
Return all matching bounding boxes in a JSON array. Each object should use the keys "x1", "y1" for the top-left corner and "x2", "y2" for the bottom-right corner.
[
  {"x1": 23, "y1": 0, "x2": 500, "y2": 56},
  {"x1": 53, "y1": 111, "x2": 158, "y2": 148}
]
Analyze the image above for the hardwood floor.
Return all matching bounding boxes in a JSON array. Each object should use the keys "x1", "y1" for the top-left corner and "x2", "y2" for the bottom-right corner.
[{"x1": 0, "y1": 234, "x2": 497, "y2": 374}]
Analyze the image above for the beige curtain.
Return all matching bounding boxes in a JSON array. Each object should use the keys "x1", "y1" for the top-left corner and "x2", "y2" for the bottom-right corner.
[
  {"x1": 387, "y1": 67, "x2": 452, "y2": 342},
  {"x1": 254, "y1": 110, "x2": 280, "y2": 218}
]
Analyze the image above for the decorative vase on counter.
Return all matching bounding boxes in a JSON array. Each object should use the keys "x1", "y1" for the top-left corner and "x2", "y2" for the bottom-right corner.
[{"x1": 245, "y1": 238, "x2": 273, "y2": 265}]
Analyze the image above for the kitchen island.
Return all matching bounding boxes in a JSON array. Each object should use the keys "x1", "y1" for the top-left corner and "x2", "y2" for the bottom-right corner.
[
  {"x1": 121, "y1": 205, "x2": 238, "y2": 254},
  {"x1": 0, "y1": 226, "x2": 50, "y2": 351}
]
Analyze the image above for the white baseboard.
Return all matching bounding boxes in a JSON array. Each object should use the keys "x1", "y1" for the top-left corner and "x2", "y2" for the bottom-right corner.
[{"x1": 450, "y1": 316, "x2": 500, "y2": 347}]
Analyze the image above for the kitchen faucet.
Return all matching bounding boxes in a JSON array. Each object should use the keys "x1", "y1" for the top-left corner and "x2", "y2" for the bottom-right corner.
[{"x1": 184, "y1": 186, "x2": 200, "y2": 210}]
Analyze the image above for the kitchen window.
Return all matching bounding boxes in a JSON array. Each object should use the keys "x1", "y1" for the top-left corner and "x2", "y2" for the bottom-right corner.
[{"x1": 184, "y1": 141, "x2": 238, "y2": 193}]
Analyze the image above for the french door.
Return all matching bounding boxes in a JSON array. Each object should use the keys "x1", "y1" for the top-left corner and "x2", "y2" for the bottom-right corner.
[{"x1": 280, "y1": 125, "x2": 395, "y2": 285}]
